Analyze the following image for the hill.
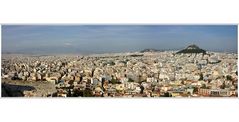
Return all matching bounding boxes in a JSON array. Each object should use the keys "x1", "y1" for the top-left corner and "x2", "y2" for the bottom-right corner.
[
  {"x1": 176, "y1": 44, "x2": 206, "y2": 54},
  {"x1": 140, "y1": 49, "x2": 160, "y2": 53}
]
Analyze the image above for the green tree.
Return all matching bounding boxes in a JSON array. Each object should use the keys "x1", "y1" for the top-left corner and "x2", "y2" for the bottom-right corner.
[
  {"x1": 201, "y1": 84, "x2": 207, "y2": 89},
  {"x1": 83, "y1": 89, "x2": 93, "y2": 97},
  {"x1": 128, "y1": 78, "x2": 134, "y2": 82},
  {"x1": 110, "y1": 78, "x2": 117, "y2": 84},
  {"x1": 226, "y1": 75, "x2": 232, "y2": 81}
]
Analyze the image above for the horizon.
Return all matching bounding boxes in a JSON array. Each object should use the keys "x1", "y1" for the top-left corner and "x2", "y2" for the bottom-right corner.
[{"x1": 2, "y1": 25, "x2": 238, "y2": 54}]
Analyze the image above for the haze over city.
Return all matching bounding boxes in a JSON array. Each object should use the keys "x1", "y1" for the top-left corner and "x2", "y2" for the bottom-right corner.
[{"x1": 2, "y1": 25, "x2": 238, "y2": 54}]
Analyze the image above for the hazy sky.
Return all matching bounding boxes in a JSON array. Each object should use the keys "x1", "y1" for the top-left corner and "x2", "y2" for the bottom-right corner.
[{"x1": 2, "y1": 25, "x2": 238, "y2": 54}]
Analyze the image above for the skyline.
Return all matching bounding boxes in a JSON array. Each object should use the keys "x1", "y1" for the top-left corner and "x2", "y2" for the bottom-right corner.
[{"x1": 2, "y1": 25, "x2": 238, "y2": 54}]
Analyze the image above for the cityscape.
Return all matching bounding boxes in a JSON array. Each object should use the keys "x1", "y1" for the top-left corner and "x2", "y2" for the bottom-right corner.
[{"x1": 1, "y1": 25, "x2": 238, "y2": 97}]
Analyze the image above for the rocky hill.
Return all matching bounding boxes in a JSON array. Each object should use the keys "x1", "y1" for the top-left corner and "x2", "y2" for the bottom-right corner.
[{"x1": 176, "y1": 44, "x2": 206, "y2": 54}]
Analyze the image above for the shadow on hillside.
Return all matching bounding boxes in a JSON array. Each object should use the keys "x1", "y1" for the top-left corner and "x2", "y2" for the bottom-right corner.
[{"x1": 2, "y1": 82, "x2": 36, "y2": 97}]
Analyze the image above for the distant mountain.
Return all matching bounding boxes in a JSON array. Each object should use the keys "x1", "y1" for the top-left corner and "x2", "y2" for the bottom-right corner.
[
  {"x1": 140, "y1": 49, "x2": 160, "y2": 53},
  {"x1": 176, "y1": 44, "x2": 206, "y2": 54}
]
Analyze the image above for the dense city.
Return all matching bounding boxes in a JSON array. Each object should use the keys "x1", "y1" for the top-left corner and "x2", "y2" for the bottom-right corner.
[{"x1": 1, "y1": 45, "x2": 238, "y2": 97}]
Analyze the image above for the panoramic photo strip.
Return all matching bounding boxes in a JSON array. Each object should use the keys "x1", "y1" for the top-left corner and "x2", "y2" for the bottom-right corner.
[{"x1": 1, "y1": 25, "x2": 238, "y2": 97}]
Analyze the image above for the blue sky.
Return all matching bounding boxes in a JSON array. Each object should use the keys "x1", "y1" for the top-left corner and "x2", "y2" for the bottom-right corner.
[{"x1": 2, "y1": 25, "x2": 238, "y2": 54}]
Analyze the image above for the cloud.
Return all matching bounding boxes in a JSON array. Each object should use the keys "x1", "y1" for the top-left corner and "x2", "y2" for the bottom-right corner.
[{"x1": 64, "y1": 42, "x2": 73, "y2": 46}]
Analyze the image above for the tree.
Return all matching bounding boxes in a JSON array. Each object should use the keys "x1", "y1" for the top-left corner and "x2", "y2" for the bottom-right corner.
[
  {"x1": 193, "y1": 87, "x2": 199, "y2": 94},
  {"x1": 128, "y1": 78, "x2": 134, "y2": 82},
  {"x1": 83, "y1": 88, "x2": 93, "y2": 97},
  {"x1": 110, "y1": 78, "x2": 117, "y2": 84},
  {"x1": 140, "y1": 85, "x2": 144, "y2": 94},
  {"x1": 181, "y1": 80, "x2": 185, "y2": 85},
  {"x1": 199, "y1": 73, "x2": 203, "y2": 80},
  {"x1": 220, "y1": 82, "x2": 226, "y2": 89},
  {"x1": 164, "y1": 92, "x2": 172, "y2": 97},
  {"x1": 226, "y1": 75, "x2": 232, "y2": 81},
  {"x1": 67, "y1": 89, "x2": 72, "y2": 97},
  {"x1": 201, "y1": 84, "x2": 207, "y2": 89},
  {"x1": 73, "y1": 89, "x2": 83, "y2": 97}
]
